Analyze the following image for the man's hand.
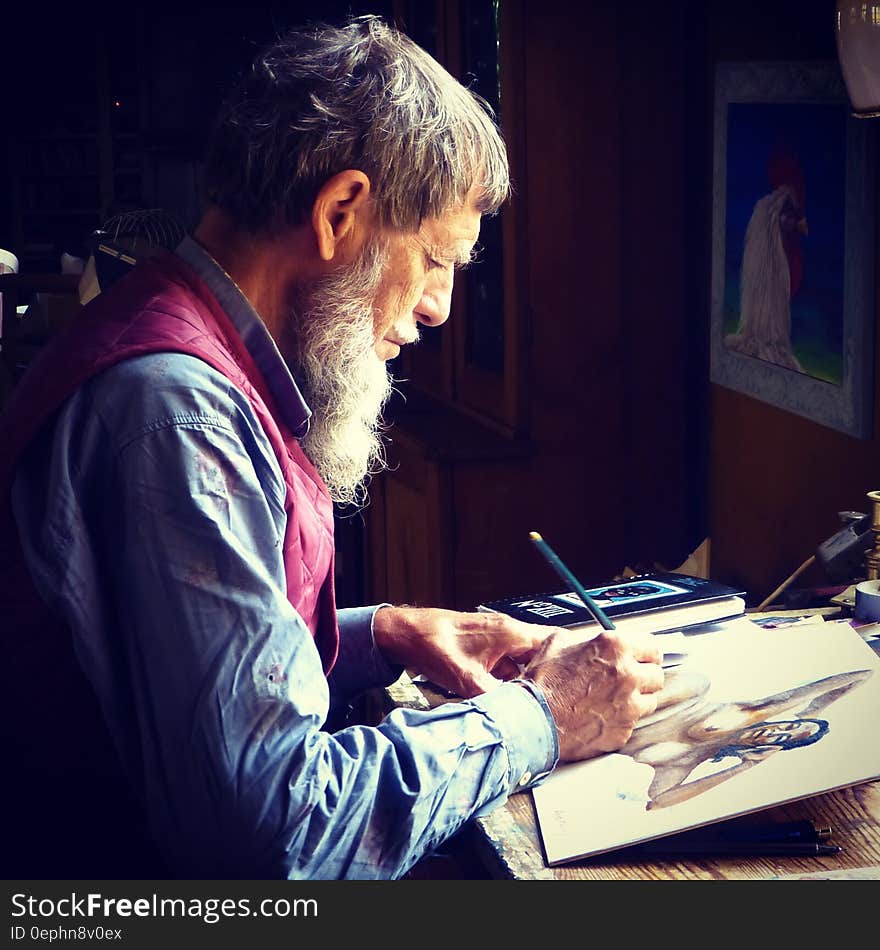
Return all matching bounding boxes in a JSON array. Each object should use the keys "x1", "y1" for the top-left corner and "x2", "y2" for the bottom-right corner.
[
  {"x1": 372, "y1": 605, "x2": 555, "y2": 698},
  {"x1": 521, "y1": 629, "x2": 664, "y2": 763}
]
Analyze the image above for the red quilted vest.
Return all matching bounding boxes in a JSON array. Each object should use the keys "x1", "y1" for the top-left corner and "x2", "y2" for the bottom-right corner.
[{"x1": 0, "y1": 251, "x2": 339, "y2": 876}]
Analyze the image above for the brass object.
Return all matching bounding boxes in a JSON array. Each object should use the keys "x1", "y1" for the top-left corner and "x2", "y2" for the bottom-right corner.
[{"x1": 865, "y1": 490, "x2": 880, "y2": 580}]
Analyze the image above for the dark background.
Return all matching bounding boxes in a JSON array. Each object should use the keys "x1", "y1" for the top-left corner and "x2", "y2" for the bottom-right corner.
[{"x1": 2, "y1": 1, "x2": 877, "y2": 613}]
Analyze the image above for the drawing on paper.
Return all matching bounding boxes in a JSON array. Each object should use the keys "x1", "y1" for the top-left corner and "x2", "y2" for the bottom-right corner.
[{"x1": 623, "y1": 666, "x2": 872, "y2": 810}]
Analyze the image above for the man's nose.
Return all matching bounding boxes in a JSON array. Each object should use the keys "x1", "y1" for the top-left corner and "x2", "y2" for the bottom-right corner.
[{"x1": 415, "y1": 270, "x2": 454, "y2": 327}]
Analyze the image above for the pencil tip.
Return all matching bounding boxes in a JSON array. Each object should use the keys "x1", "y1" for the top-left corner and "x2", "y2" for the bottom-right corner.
[{"x1": 529, "y1": 531, "x2": 542, "y2": 541}]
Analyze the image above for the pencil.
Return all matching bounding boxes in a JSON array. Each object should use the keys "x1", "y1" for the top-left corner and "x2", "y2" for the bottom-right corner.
[
  {"x1": 528, "y1": 531, "x2": 616, "y2": 630},
  {"x1": 627, "y1": 840, "x2": 841, "y2": 858},
  {"x1": 666, "y1": 819, "x2": 832, "y2": 845},
  {"x1": 712, "y1": 820, "x2": 832, "y2": 844}
]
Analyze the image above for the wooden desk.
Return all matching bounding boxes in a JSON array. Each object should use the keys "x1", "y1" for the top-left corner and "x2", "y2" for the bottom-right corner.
[
  {"x1": 472, "y1": 777, "x2": 880, "y2": 880},
  {"x1": 385, "y1": 675, "x2": 880, "y2": 881}
]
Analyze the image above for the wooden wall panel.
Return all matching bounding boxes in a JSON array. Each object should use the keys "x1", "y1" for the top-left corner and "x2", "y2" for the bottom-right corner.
[
  {"x1": 368, "y1": 1, "x2": 711, "y2": 610},
  {"x1": 616, "y1": 2, "x2": 710, "y2": 571},
  {"x1": 518, "y1": 2, "x2": 629, "y2": 585}
]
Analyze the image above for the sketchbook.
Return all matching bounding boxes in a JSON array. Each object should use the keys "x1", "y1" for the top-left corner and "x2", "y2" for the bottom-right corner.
[
  {"x1": 531, "y1": 616, "x2": 880, "y2": 866},
  {"x1": 478, "y1": 572, "x2": 746, "y2": 636}
]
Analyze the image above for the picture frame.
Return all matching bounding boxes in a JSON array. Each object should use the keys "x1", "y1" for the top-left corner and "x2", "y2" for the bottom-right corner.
[{"x1": 710, "y1": 62, "x2": 876, "y2": 438}]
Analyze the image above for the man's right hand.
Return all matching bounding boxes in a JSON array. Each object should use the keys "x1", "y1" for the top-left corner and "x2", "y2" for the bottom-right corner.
[{"x1": 521, "y1": 630, "x2": 664, "y2": 763}]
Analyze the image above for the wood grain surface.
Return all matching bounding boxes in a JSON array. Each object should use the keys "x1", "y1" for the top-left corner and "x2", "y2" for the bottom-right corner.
[{"x1": 476, "y1": 779, "x2": 880, "y2": 880}]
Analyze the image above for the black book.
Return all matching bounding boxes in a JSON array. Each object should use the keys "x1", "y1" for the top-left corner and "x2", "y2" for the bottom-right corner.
[{"x1": 477, "y1": 572, "x2": 746, "y2": 636}]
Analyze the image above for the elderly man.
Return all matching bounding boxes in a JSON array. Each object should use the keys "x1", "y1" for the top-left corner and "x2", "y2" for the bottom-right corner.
[{"x1": 0, "y1": 15, "x2": 663, "y2": 879}]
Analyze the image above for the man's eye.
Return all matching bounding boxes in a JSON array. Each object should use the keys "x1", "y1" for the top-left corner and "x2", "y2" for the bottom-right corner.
[{"x1": 427, "y1": 257, "x2": 470, "y2": 274}]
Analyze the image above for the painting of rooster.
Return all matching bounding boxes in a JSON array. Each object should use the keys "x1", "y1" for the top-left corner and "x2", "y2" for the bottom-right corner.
[
  {"x1": 710, "y1": 63, "x2": 873, "y2": 438},
  {"x1": 725, "y1": 150, "x2": 808, "y2": 371},
  {"x1": 721, "y1": 102, "x2": 846, "y2": 384}
]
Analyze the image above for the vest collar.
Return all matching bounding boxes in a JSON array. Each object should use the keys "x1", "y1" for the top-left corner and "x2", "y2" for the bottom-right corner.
[{"x1": 175, "y1": 235, "x2": 311, "y2": 439}]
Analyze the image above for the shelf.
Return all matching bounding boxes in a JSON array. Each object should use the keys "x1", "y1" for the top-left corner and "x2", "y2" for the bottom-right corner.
[
  {"x1": 22, "y1": 210, "x2": 101, "y2": 217},
  {"x1": 20, "y1": 172, "x2": 100, "y2": 180},
  {"x1": 20, "y1": 133, "x2": 101, "y2": 143}
]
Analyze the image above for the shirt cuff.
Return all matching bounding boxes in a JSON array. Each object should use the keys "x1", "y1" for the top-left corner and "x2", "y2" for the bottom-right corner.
[
  {"x1": 329, "y1": 604, "x2": 403, "y2": 702},
  {"x1": 469, "y1": 680, "x2": 559, "y2": 792}
]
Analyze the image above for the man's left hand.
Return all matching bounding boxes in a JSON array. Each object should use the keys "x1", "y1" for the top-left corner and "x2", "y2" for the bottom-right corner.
[{"x1": 372, "y1": 605, "x2": 555, "y2": 698}]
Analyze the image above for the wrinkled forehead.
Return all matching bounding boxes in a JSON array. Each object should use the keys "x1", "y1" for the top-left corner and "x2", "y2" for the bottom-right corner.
[{"x1": 417, "y1": 202, "x2": 482, "y2": 260}]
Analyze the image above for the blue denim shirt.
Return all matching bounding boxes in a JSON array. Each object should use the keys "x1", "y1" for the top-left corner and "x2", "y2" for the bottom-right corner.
[{"x1": 10, "y1": 237, "x2": 558, "y2": 879}]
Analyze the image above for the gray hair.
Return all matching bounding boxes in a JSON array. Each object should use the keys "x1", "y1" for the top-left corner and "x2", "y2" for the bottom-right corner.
[{"x1": 202, "y1": 14, "x2": 510, "y2": 234}]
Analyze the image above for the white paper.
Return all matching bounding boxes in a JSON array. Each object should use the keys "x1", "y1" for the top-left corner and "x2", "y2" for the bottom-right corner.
[{"x1": 532, "y1": 618, "x2": 880, "y2": 865}]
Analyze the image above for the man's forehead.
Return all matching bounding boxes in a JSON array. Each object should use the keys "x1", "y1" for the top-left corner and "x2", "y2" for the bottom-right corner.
[{"x1": 419, "y1": 206, "x2": 481, "y2": 256}]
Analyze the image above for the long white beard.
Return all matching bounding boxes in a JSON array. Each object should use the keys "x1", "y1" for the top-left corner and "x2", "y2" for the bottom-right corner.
[{"x1": 285, "y1": 241, "x2": 394, "y2": 507}]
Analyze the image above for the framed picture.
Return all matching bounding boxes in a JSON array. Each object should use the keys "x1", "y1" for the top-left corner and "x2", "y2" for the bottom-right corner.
[{"x1": 710, "y1": 62, "x2": 876, "y2": 438}]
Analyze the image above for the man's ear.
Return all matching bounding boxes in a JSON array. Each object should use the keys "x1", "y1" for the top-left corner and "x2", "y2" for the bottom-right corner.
[{"x1": 312, "y1": 170, "x2": 372, "y2": 262}]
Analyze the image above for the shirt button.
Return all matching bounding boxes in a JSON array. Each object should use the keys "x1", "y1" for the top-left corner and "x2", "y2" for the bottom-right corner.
[{"x1": 518, "y1": 771, "x2": 532, "y2": 787}]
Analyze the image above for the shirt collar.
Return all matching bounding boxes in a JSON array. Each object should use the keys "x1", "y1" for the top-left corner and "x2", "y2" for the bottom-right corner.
[{"x1": 174, "y1": 235, "x2": 311, "y2": 438}]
